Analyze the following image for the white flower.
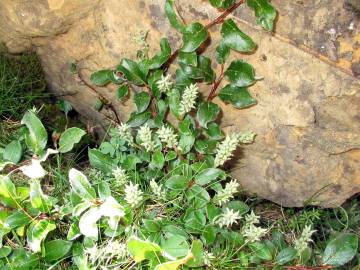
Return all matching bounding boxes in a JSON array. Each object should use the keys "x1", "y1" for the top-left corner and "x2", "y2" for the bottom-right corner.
[
  {"x1": 214, "y1": 133, "x2": 240, "y2": 167},
  {"x1": 150, "y1": 179, "x2": 166, "y2": 199},
  {"x1": 238, "y1": 131, "x2": 256, "y2": 144},
  {"x1": 243, "y1": 223, "x2": 267, "y2": 243},
  {"x1": 214, "y1": 180, "x2": 239, "y2": 206},
  {"x1": 138, "y1": 124, "x2": 156, "y2": 151},
  {"x1": 112, "y1": 166, "x2": 128, "y2": 186},
  {"x1": 117, "y1": 123, "x2": 133, "y2": 144},
  {"x1": 179, "y1": 83, "x2": 198, "y2": 115},
  {"x1": 157, "y1": 126, "x2": 178, "y2": 149},
  {"x1": 294, "y1": 225, "x2": 316, "y2": 254},
  {"x1": 245, "y1": 211, "x2": 260, "y2": 226},
  {"x1": 124, "y1": 182, "x2": 143, "y2": 208},
  {"x1": 156, "y1": 74, "x2": 173, "y2": 94},
  {"x1": 203, "y1": 251, "x2": 215, "y2": 266},
  {"x1": 216, "y1": 208, "x2": 241, "y2": 228}
]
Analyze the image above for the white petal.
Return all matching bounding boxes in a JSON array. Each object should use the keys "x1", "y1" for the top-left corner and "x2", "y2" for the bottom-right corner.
[{"x1": 20, "y1": 159, "x2": 47, "y2": 179}]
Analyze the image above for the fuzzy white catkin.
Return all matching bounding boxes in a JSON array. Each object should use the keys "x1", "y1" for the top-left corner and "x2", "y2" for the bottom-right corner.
[
  {"x1": 216, "y1": 208, "x2": 241, "y2": 228},
  {"x1": 112, "y1": 167, "x2": 128, "y2": 186},
  {"x1": 156, "y1": 74, "x2": 173, "y2": 94},
  {"x1": 214, "y1": 180, "x2": 240, "y2": 206},
  {"x1": 243, "y1": 223, "x2": 267, "y2": 243},
  {"x1": 157, "y1": 126, "x2": 178, "y2": 149},
  {"x1": 117, "y1": 123, "x2": 133, "y2": 144},
  {"x1": 124, "y1": 182, "x2": 143, "y2": 208},
  {"x1": 150, "y1": 179, "x2": 166, "y2": 199},
  {"x1": 179, "y1": 83, "x2": 198, "y2": 115},
  {"x1": 138, "y1": 124, "x2": 156, "y2": 151},
  {"x1": 214, "y1": 133, "x2": 240, "y2": 167},
  {"x1": 245, "y1": 210, "x2": 260, "y2": 226},
  {"x1": 294, "y1": 225, "x2": 316, "y2": 254}
]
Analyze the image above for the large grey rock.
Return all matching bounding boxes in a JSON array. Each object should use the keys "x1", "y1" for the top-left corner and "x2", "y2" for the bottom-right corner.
[{"x1": 0, "y1": 0, "x2": 359, "y2": 207}]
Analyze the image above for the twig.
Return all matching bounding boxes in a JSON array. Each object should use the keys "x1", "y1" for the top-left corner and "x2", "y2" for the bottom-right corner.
[
  {"x1": 207, "y1": 64, "x2": 224, "y2": 100},
  {"x1": 77, "y1": 71, "x2": 120, "y2": 124}
]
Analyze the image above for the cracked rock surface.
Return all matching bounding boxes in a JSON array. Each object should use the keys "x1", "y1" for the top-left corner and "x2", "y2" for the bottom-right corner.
[{"x1": 0, "y1": 0, "x2": 359, "y2": 207}]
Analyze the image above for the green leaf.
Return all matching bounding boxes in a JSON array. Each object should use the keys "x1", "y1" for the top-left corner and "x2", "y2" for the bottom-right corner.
[
  {"x1": 151, "y1": 150, "x2": 165, "y2": 169},
  {"x1": 178, "y1": 134, "x2": 195, "y2": 154},
  {"x1": 322, "y1": 233, "x2": 358, "y2": 267},
  {"x1": 155, "y1": 254, "x2": 194, "y2": 270},
  {"x1": 220, "y1": 19, "x2": 256, "y2": 52},
  {"x1": 127, "y1": 110, "x2": 151, "y2": 127},
  {"x1": 68, "y1": 168, "x2": 96, "y2": 201},
  {"x1": 57, "y1": 100, "x2": 73, "y2": 115},
  {"x1": 218, "y1": 84, "x2": 257, "y2": 109},
  {"x1": 0, "y1": 175, "x2": 17, "y2": 208},
  {"x1": 149, "y1": 38, "x2": 171, "y2": 69},
  {"x1": 194, "y1": 139, "x2": 217, "y2": 155},
  {"x1": 0, "y1": 246, "x2": 11, "y2": 258},
  {"x1": 148, "y1": 70, "x2": 163, "y2": 99},
  {"x1": 3, "y1": 141, "x2": 22, "y2": 164},
  {"x1": 181, "y1": 23, "x2": 208, "y2": 53},
  {"x1": 195, "y1": 168, "x2": 225, "y2": 186},
  {"x1": 165, "y1": 151, "x2": 177, "y2": 161},
  {"x1": 249, "y1": 242, "x2": 273, "y2": 261},
  {"x1": 178, "y1": 51, "x2": 198, "y2": 67},
  {"x1": 205, "y1": 122, "x2": 224, "y2": 140},
  {"x1": 161, "y1": 234, "x2": 189, "y2": 258},
  {"x1": 44, "y1": 240, "x2": 73, "y2": 262},
  {"x1": 169, "y1": 88, "x2": 181, "y2": 118},
  {"x1": 224, "y1": 201, "x2": 249, "y2": 215},
  {"x1": 117, "y1": 59, "x2": 146, "y2": 85},
  {"x1": 224, "y1": 60, "x2": 256, "y2": 87},
  {"x1": 180, "y1": 56, "x2": 215, "y2": 83},
  {"x1": 79, "y1": 207, "x2": 102, "y2": 239},
  {"x1": 275, "y1": 247, "x2": 297, "y2": 265},
  {"x1": 90, "y1": 69, "x2": 113, "y2": 86},
  {"x1": 143, "y1": 219, "x2": 161, "y2": 233},
  {"x1": 122, "y1": 154, "x2": 141, "y2": 170},
  {"x1": 209, "y1": 0, "x2": 236, "y2": 9},
  {"x1": 215, "y1": 42, "x2": 230, "y2": 64},
  {"x1": 94, "y1": 99, "x2": 103, "y2": 111},
  {"x1": 4, "y1": 211, "x2": 31, "y2": 229},
  {"x1": 117, "y1": 85, "x2": 129, "y2": 101},
  {"x1": 186, "y1": 240, "x2": 204, "y2": 267},
  {"x1": 202, "y1": 225, "x2": 217, "y2": 245},
  {"x1": 134, "y1": 92, "x2": 151, "y2": 113},
  {"x1": 88, "y1": 148, "x2": 117, "y2": 173},
  {"x1": 59, "y1": 127, "x2": 86, "y2": 153},
  {"x1": 27, "y1": 220, "x2": 56, "y2": 253},
  {"x1": 165, "y1": 0, "x2": 186, "y2": 33},
  {"x1": 127, "y1": 236, "x2": 162, "y2": 262},
  {"x1": 197, "y1": 102, "x2": 220, "y2": 128},
  {"x1": 21, "y1": 110, "x2": 47, "y2": 154},
  {"x1": 30, "y1": 179, "x2": 53, "y2": 213},
  {"x1": 165, "y1": 175, "x2": 189, "y2": 191},
  {"x1": 247, "y1": 0, "x2": 277, "y2": 31}
]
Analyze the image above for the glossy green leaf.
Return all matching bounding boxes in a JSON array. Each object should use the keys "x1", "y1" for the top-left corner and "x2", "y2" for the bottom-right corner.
[
  {"x1": 249, "y1": 242, "x2": 273, "y2": 261},
  {"x1": 44, "y1": 240, "x2": 73, "y2": 262},
  {"x1": 186, "y1": 240, "x2": 204, "y2": 267},
  {"x1": 117, "y1": 85, "x2": 129, "y2": 101},
  {"x1": 117, "y1": 59, "x2": 146, "y2": 85},
  {"x1": 27, "y1": 220, "x2": 56, "y2": 253},
  {"x1": 4, "y1": 211, "x2": 31, "y2": 229},
  {"x1": 151, "y1": 150, "x2": 165, "y2": 169},
  {"x1": 134, "y1": 92, "x2": 151, "y2": 113},
  {"x1": 0, "y1": 246, "x2": 11, "y2": 258},
  {"x1": 178, "y1": 51, "x2": 198, "y2": 67},
  {"x1": 322, "y1": 233, "x2": 358, "y2": 267},
  {"x1": 197, "y1": 102, "x2": 220, "y2": 128},
  {"x1": 209, "y1": 0, "x2": 236, "y2": 8},
  {"x1": 127, "y1": 236, "x2": 162, "y2": 262},
  {"x1": 181, "y1": 23, "x2": 208, "y2": 53},
  {"x1": 179, "y1": 134, "x2": 195, "y2": 155},
  {"x1": 161, "y1": 234, "x2": 189, "y2": 258},
  {"x1": 59, "y1": 127, "x2": 86, "y2": 153},
  {"x1": 224, "y1": 60, "x2": 256, "y2": 87},
  {"x1": 127, "y1": 110, "x2": 151, "y2": 127},
  {"x1": 220, "y1": 19, "x2": 256, "y2": 52},
  {"x1": 165, "y1": 0, "x2": 186, "y2": 33},
  {"x1": 275, "y1": 247, "x2": 297, "y2": 265},
  {"x1": 195, "y1": 168, "x2": 225, "y2": 186},
  {"x1": 3, "y1": 141, "x2": 22, "y2": 164},
  {"x1": 88, "y1": 148, "x2": 117, "y2": 173},
  {"x1": 0, "y1": 175, "x2": 17, "y2": 208},
  {"x1": 247, "y1": 0, "x2": 277, "y2": 31},
  {"x1": 218, "y1": 84, "x2": 257, "y2": 109},
  {"x1": 165, "y1": 175, "x2": 189, "y2": 191},
  {"x1": 215, "y1": 42, "x2": 230, "y2": 64},
  {"x1": 90, "y1": 69, "x2": 113, "y2": 86},
  {"x1": 224, "y1": 201, "x2": 249, "y2": 215},
  {"x1": 169, "y1": 88, "x2": 181, "y2": 118},
  {"x1": 205, "y1": 122, "x2": 224, "y2": 140},
  {"x1": 180, "y1": 56, "x2": 215, "y2": 83},
  {"x1": 143, "y1": 219, "x2": 161, "y2": 233},
  {"x1": 30, "y1": 179, "x2": 53, "y2": 213},
  {"x1": 149, "y1": 38, "x2": 171, "y2": 69},
  {"x1": 21, "y1": 110, "x2": 47, "y2": 154},
  {"x1": 68, "y1": 168, "x2": 96, "y2": 201}
]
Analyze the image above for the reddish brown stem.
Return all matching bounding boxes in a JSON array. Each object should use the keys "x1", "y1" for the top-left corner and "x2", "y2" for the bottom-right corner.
[{"x1": 207, "y1": 64, "x2": 224, "y2": 101}]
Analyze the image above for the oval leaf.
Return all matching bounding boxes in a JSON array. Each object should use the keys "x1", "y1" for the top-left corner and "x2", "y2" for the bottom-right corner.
[{"x1": 59, "y1": 127, "x2": 86, "y2": 153}]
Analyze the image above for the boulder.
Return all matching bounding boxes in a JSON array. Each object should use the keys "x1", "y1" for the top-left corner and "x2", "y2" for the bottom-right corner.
[{"x1": 0, "y1": 0, "x2": 359, "y2": 207}]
